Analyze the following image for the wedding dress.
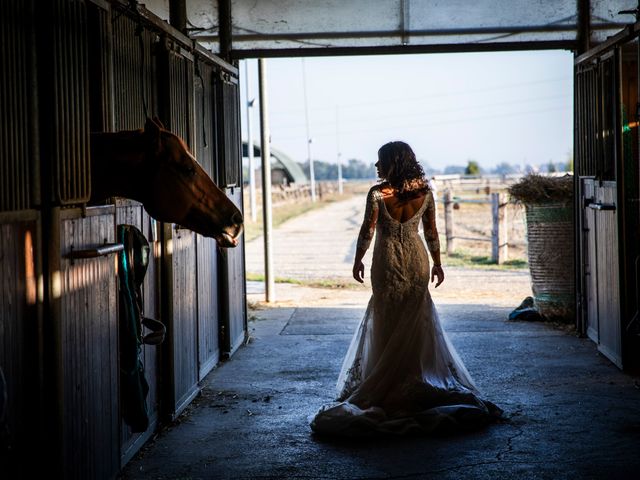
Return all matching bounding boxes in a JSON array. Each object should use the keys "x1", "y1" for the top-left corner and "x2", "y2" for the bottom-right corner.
[{"x1": 310, "y1": 186, "x2": 502, "y2": 436}]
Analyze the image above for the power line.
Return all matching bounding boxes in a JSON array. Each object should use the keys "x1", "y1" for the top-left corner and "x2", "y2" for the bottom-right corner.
[
  {"x1": 270, "y1": 75, "x2": 572, "y2": 115},
  {"x1": 271, "y1": 93, "x2": 569, "y2": 130},
  {"x1": 274, "y1": 105, "x2": 570, "y2": 141}
]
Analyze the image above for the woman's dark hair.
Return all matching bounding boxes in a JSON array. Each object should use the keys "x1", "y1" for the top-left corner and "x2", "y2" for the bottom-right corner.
[{"x1": 378, "y1": 141, "x2": 429, "y2": 201}]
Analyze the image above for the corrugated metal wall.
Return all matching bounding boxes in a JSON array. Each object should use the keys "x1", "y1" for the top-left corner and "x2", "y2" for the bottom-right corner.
[
  {"x1": 87, "y1": 0, "x2": 114, "y2": 132},
  {"x1": 43, "y1": 0, "x2": 92, "y2": 205},
  {"x1": 112, "y1": 8, "x2": 159, "y2": 129},
  {"x1": 0, "y1": 0, "x2": 37, "y2": 212}
]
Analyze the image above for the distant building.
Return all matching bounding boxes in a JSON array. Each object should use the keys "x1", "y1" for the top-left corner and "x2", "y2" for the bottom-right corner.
[{"x1": 242, "y1": 142, "x2": 308, "y2": 186}]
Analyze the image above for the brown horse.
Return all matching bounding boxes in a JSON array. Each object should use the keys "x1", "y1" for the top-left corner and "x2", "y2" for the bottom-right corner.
[{"x1": 91, "y1": 117, "x2": 243, "y2": 247}]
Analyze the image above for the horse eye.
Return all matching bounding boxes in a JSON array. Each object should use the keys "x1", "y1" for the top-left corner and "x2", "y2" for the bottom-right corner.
[{"x1": 178, "y1": 164, "x2": 196, "y2": 177}]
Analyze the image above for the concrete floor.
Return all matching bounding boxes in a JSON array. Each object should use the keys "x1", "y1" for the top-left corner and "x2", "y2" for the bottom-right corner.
[{"x1": 122, "y1": 282, "x2": 640, "y2": 480}]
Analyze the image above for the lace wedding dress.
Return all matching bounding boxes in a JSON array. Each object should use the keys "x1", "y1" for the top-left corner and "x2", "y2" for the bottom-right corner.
[{"x1": 310, "y1": 186, "x2": 502, "y2": 436}]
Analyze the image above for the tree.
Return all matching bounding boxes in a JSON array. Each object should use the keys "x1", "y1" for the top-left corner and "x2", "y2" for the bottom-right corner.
[
  {"x1": 298, "y1": 158, "x2": 377, "y2": 181},
  {"x1": 465, "y1": 160, "x2": 481, "y2": 175},
  {"x1": 491, "y1": 162, "x2": 518, "y2": 175},
  {"x1": 565, "y1": 152, "x2": 574, "y2": 172},
  {"x1": 443, "y1": 165, "x2": 466, "y2": 175}
]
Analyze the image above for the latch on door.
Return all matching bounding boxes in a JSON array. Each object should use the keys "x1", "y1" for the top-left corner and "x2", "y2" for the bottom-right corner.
[{"x1": 587, "y1": 202, "x2": 616, "y2": 211}]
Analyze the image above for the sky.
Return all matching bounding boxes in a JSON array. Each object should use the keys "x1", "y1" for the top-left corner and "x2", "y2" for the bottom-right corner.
[{"x1": 239, "y1": 50, "x2": 574, "y2": 172}]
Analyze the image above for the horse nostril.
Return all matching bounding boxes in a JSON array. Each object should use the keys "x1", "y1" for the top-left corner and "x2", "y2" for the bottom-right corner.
[{"x1": 232, "y1": 212, "x2": 243, "y2": 225}]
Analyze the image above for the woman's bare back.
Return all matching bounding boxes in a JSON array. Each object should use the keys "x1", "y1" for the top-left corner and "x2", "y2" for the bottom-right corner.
[{"x1": 380, "y1": 187, "x2": 426, "y2": 223}]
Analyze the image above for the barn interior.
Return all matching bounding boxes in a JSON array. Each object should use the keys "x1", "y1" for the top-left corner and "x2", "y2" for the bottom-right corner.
[{"x1": 1, "y1": 0, "x2": 640, "y2": 478}]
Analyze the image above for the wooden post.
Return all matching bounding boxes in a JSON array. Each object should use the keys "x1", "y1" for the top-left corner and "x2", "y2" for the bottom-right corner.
[
  {"x1": 443, "y1": 189, "x2": 455, "y2": 255},
  {"x1": 492, "y1": 193, "x2": 509, "y2": 264}
]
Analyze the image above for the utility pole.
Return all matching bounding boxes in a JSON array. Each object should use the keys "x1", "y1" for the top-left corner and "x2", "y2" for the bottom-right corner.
[
  {"x1": 336, "y1": 106, "x2": 343, "y2": 194},
  {"x1": 244, "y1": 60, "x2": 257, "y2": 222},
  {"x1": 258, "y1": 59, "x2": 275, "y2": 302},
  {"x1": 302, "y1": 58, "x2": 316, "y2": 202}
]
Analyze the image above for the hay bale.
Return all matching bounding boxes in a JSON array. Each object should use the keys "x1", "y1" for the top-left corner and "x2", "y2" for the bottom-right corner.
[
  {"x1": 509, "y1": 174, "x2": 574, "y2": 322},
  {"x1": 508, "y1": 173, "x2": 573, "y2": 205}
]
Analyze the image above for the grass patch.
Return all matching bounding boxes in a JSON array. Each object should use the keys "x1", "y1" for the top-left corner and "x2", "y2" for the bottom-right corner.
[
  {"x1": 246, "y1": 272, "x2": 365, "y2": 290},
  {"x1": 443, "y1": 250, "x2": 528, "y2": 270},
  {"x1": 243, "y1": 192, "x2": 353, "y2": 242}
]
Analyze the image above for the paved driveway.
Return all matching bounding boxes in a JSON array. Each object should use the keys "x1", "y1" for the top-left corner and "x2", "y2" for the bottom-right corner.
[{"x1": 245, "y1": 195, "x2": 532, "y2": 305}]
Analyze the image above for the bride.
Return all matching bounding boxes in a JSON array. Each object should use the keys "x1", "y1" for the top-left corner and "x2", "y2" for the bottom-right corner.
[{"x1": 311, "y1": 141, "x2": 502, "y2": 436}]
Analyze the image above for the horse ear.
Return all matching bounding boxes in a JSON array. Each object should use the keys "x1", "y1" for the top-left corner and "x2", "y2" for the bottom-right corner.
[
  {"x1": 152, "y1": 116, "x2": 166, "y2": 130},
  {"x1": 144, "y1": 117, "x2": 162, "y2": 154}
]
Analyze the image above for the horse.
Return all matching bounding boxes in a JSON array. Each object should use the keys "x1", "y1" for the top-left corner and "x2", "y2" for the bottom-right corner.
[{"x1": 90, "y1": 117, "x2": 243, "y2": 247}]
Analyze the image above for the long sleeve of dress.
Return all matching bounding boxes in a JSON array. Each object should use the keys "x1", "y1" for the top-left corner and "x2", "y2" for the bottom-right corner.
[
  {"x1": 422, "y1": 191, "x2": 441, "y2": 264},
  {"x1": 355, "y1": 187, "x2": 379, "y2": 258}
]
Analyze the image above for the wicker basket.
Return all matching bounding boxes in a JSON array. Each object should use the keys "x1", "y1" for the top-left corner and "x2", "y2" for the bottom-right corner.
[{"x1": 524, "y1": 201, "x2": 574, "y2": 321}]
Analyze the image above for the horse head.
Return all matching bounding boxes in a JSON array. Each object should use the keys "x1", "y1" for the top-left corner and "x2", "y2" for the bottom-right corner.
[{"x1": 140, "y1": 117, "x2": 243, "y2": 247}]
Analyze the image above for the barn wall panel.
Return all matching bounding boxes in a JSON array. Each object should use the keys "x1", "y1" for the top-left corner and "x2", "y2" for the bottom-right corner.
[
  {"x1": 595, "y1": 183, "x2": 622, "y2": 367},
  {"x1": 168, "y1": 229, "x2": 199, "y2": 414},
  {"x1": 220, "y1": 187, "x2": 247, "y2": 358},
  {"x1": 0, "y1": 216, "x2": 39, "y2": 462},
  {"x1": 57, "y1": 207, "x2": 119, "y2": 479}
]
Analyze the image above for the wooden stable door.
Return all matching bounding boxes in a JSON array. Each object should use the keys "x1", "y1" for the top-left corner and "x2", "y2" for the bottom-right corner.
[{"x1": 582, "y1": 179, "x2": 622, "y2": 368}]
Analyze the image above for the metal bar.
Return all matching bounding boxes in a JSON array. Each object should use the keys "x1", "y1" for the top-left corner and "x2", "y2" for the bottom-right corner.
[
  {"x1": 400, "y1": 0, "x2": 409, "y2": 46},
  {"x1": 169, "y1": 0, "x2": 187, "y2": 34},
  {"x1": 229, "y1": 40, "x2": 578, "y2": 60},
  {"x1": 577, "y1": 0, "x2": 591, "y2": 54},
  {"x1": 218, "y1": 0, "x2": 232, "y2": 60},
  {"x1": 197, "y1": 22, "x2": 625, "y2": 43},
  {"x1": 588, "y1": 202, "x2": 616, "y2": 210},
  {"x1": 65, "y1": 243, "x2": 124, "y2": 259},
  {"x1": 194, "y1": 43, "x2": 238, "y2": 75},
  {"x1": 259, "y1": 58, "x2": 275, "y2": 302},
  {"x1": 336, "y1": 106, "x2": 343, "y2": 194},
  {"x1": 244, "y1": 61, "x2": 257, "y2": 222},
  {"x1": 301, "y1": 59, "x2": 316, "y2": 202}
]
